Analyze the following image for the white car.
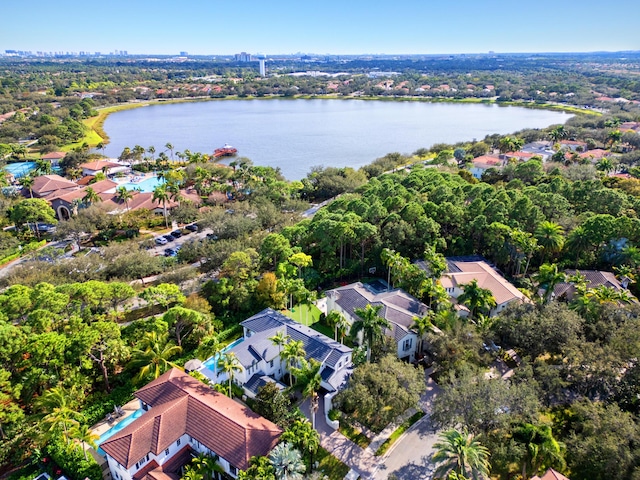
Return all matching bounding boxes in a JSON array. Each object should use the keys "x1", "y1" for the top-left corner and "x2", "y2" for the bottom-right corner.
[{"x1": 155, "y1": 236, "x2": 168, "y2": 246}]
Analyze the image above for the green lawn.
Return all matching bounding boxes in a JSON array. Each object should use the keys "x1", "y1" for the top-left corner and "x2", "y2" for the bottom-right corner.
[
  {"x1": 283, "y1": 303, "x2": 322, "y2": 326},
  {"x1": 316, "y1": 446, "x2": 350, "y2": 479}
]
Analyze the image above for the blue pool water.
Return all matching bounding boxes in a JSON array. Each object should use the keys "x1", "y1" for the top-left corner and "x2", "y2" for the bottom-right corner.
[
  {"x1": 96, "y1": 408, "x2": 145, "y2": 455},
  {"x1": 203, "y1": 337, "x2": 245, "y2": 371},
  {"x1": 117, "y1": 176, "x2": 163, "y2": 193},
  {"x1": 4, "y1": 162, "x2": 36, "y2": 178}
]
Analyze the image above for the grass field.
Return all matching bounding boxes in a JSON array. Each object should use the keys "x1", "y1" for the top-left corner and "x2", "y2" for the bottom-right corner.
[
  {"x1": 316, "y1": 446, "x2": 350, "y2": 479},
  {"x1": 283, "y1": 303, "x2": 322, "y2": 326}
]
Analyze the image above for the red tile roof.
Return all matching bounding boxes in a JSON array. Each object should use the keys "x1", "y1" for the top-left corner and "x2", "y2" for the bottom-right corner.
[
  {"x1": 31, "y1": 175, "x2": 78, "y2": 198},
  {"x1": 80, "y1": 160, "x2": 122, "y2": 171},
  {"x1": 100, "y1": 369, "x2": 281, "y2": 471},
  {"x1": 531, "y1": 468, "x2": 570, "y2": 480},
  {"x1": 41, "y1": 152, "x2": 66, "y2": 160}
]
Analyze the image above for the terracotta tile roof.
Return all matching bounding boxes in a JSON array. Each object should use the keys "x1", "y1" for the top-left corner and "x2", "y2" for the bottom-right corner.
[
  {"x1": 531, "y1": 468, "x2": 570, "y2": 480},
  {"x1": 41, "y1": 151, "x2": 66, "y2": 160},
  {"x1": 80, "y1": 160, "x2": 122, "y2": 171},
  {"x1": 579, "y1": 148, "x2": 608, "y2": 159},
  {"x1": 472, "y1": 155, "x2": 501, "y2": 166},
  {"x1": 76, "y1": 176, "x2": 95, "y2": 185},
  {"x1": 101, "y1": 369, "x2": 281, "y2": 471},
  {"x1": 441, "y1": 260, "x2": 529, "y2": 306},
  {"x1": 505, "y1": 151, "x2": 535, "y2": 158},
  {"x1": 88, "y1": 179, "x2": 118, "y2": 193},
  {"x1": 31, "y1": 174, "x2": 78, "y2": 198}
]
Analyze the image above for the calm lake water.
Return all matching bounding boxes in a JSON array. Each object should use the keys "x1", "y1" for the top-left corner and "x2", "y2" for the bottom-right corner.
[{"x1": 102, "y1": 99, "x2": 571, "y2": 180}]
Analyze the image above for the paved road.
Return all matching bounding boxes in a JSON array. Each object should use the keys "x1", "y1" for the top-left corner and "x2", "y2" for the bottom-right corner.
[
  {"x1": 372, "y1": 369, "x2": 442, "y2": 480},
  {"x1": 373, "y1": 417, "x2": 438, "y2": 480}
]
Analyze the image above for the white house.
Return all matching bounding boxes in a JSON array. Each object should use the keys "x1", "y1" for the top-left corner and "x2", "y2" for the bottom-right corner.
[
  {"x1": 325, "y1": 281, "x2": 432, "y2": 362},
  {"x1": 201, "y1": 308, "x2": 353, "y2": 398},
  {"x1": 100, "y1": 368, "x2": 281, "y2": 480}
]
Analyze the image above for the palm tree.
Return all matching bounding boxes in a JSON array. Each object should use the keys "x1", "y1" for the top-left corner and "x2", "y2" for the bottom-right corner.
[
  {"x1": 128, "y1": 331, "x2": 182, "y2": 383},
  {"x1": 35, "y1": 158, "x2": 52, "y2": 175},
  {"x1": 291, "y1": 359, "x2": 322, "y2": 429},
  {"x1": 280, "y1": 419, "x2": 320, "y2": 472},
  {"x1": 217, "y1": 352, "x2": 241, "y2": 396},
  {"x1": 326, "y1": 311, "x2": 346, "y2": 342},
  {"x1": 412, "y1": 313, "x2": 434, "y2": 356},
  {"x1": 457, "y1": 280, "x2": 496, "y2": 321},
  {"x1": 167, "y1": 182, "x2": 182, "y2": 207},
  {"x1": 147, "y1": 145, "x2": 156, "y2": 162},
  {"x1": 152, "y1": 184, "x2": 170, "y2": 228},
  {"x1": 335, "y1": 315, "x2": 350, "y2": 344},
  {"x1": 115, "y1": 186, "x2": 133, "y2": 211},
  {"x1": 607, "y1": 129, "x2": 622, "y2": 148},
  {"x1": 548, "y1": 125, "x2": 568, "y2": 144},
  {"x1": 21, "y1": 175, "x2": 34, "y2": 198},
  {"x1": 190, "y1": 452, "x2": 224, "y2": 480},
  {"x1": 565, "y1": 226, "x2": 591, "y2": 268},
  {"x1": 269, "y1": 331, "x2": 291, "y2": 379},
  {"x1": 36, "y1": 386, "x2": 83, "y2": 444},
  {"x1": 351, "y1": 304, "x2": 392, "y2": 362},
  {"x1": 381, "y1": 247, "x2": 405, "y2": 289},
  {"x1": 165, "y1": 142, "x2": 175, "y2": 161},
  {"x1": 269, "y1": 442, "x2": 306, "y2": 480},
  {"x1": 281, "y1": 340, "x2": 306, "y2": 384},
  {"x1": 70, "y1": 423, "x2": 99, "y2": 461},
  {"x1": 534, "y1": 263, "x2": 566, "y2": 304},
  {"x1": 512, "y1": 423, "x2": 565, "y2": 479},
  {"x1": 535, "y1": 221, "x2": 565, "y2": 262},
  {"x1": 82, "y1": 186, "x2": 101, "y2": 206},
  {"x1": 433, "y1": 428, "x2": 491, "y2": 480}
]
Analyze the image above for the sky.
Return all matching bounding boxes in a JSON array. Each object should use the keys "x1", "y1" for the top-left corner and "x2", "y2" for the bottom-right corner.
[{"x1": 2, "y1": 0, "x2": 639, "y2": 56}]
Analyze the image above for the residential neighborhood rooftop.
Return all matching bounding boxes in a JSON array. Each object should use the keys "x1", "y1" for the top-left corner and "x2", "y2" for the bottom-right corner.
[{"x1": 100, "y1": 368, "x2": 282, "y2": 472}]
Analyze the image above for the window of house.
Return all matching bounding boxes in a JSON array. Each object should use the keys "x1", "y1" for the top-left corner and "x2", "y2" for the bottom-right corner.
[
  {"x1": 177, "y1": 438, "x2": 181, "y2": 446},
  {"x1": 230, "y1": 465, "x2": 237, "y2": 475},
  {"x1": 269, "y1": 359, "x2": 274, "y2": 368},
  {"x1": 403, "y1": 338, "x2": 412, "y2": 351},
  {"x1": 165, "y1": 448, "x2": 170, "y2": 455}
]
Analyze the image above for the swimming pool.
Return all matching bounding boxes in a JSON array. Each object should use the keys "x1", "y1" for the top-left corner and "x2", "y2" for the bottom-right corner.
[
  {"x1": 117, "y1": 176, "x2": 163, "y2": 193},
  {"x1": 96, "y1": 408, "x2": 145, "y2": 455},
  {"x1": 202, "y1": 337, "x2": 245, "y2": 371},
  {"x1": 4, "y1": 162, "x2": 36, "y2": 178}
]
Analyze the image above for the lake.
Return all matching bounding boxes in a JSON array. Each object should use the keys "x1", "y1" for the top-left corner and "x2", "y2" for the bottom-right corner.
[{"x1": 102, "y1": 99, "x2": 571, "y2": 180}]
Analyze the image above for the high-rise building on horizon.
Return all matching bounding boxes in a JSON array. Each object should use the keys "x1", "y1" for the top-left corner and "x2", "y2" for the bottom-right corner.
[
  {"x1": 259, "y1": 59, "x2": 266, "y2": 77},
  {"x1": 235, "y1": 52, "x2": 252, "y2": 62}
]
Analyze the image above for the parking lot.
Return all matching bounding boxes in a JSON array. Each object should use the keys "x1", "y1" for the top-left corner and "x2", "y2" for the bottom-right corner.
[{"x1": 148, "y1": 223, "x2": 214, "y2": 257}]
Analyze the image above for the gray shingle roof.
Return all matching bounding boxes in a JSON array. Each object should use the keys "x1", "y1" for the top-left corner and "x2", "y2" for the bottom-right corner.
[
  {"x1": 328, "y1": 282, "x2": 429, "y2": 335},
  {"x1": 554, "y1": 269, "x2": 627, "y2": 301},
  {"x1": 230, "y1": 328, "x2": 281, "y2": 368},
  {"x1": 238, "y1": 308, "x2": 351, "y2": 371}
]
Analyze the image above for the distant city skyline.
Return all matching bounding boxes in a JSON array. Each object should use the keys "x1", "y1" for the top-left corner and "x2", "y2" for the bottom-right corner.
[{"x1": 2, "y1": 0, "x2": 639, "y2": 56}]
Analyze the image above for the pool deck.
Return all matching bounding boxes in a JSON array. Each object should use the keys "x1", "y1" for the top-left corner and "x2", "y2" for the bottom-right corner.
[
  {"x1": 91, "y1": 397, "x2": 141, "y2": 438},
  {"x1": 87, "y1": 397, "x2": 142, "y2": 468}
]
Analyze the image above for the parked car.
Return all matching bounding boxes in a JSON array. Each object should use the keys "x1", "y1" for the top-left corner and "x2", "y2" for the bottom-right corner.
[
  {"x1": 171, "y1": 229, "x2": 183, "y2": 238},
  {"x1": 206, "y1": 233, "x2": 219, "y2": 241},
  {"x1": 185, "y1": 224, "x2": 198, "y2": 232},
  {"x1": 164, "y1": 248, "x2": 177, "y2": 257},
  {"x1": 155, "y1": 237, "x2": 168, "y2": 246},
  {"x1": 163, "y1": 234, "x2": 175, "y2": 242}
]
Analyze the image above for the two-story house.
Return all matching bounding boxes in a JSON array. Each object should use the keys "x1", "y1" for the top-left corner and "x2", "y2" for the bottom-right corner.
[
  {"x1": 433, "y1": 256, "x2": 530, "y2": 316},
  {"x1": 201, "y1": 308, "x2": 353, "y2": 398},
  {"x1": 325, "y1": 281, "x2": 432, "y2": 362},
  {"x1": 100, "y1": 368, "x2": 282, "y2": 480}
]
